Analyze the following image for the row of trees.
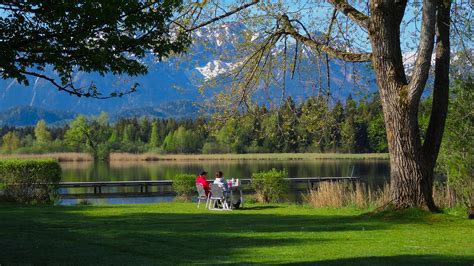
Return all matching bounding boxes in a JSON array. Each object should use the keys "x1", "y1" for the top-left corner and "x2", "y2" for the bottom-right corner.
[{"x1": 1, "y1": 94, "x2": 388, "y2": 159}]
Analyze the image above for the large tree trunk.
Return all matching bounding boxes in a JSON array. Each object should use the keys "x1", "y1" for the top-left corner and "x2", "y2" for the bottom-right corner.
[
  {"x1": 274, "y1": 0, "x2": 450, "y2": 211},
  {"x1": 368, "y1": 0, "x2": 446, "y2": 210}
]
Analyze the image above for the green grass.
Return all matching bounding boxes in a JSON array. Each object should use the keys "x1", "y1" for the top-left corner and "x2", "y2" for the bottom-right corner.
[{"x1": 0, "y1": 203, "x2": 472, "y2": 265}]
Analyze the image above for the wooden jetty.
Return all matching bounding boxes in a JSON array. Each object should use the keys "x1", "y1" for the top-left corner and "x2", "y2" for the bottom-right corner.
[{"x1": 58, "y1": 176, "x2": 360, "y2": 198}]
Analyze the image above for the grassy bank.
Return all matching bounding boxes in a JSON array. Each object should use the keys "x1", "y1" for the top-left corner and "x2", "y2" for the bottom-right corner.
[
  {"x1": 0, "y1": 203, "x2": 472, "y2": 265},
  {"x1": 0, "y1": 152, "x2": 389, "y2": 162}
]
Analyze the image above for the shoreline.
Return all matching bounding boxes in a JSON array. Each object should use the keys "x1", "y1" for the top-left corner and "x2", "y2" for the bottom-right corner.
[{"x1": 0, "y1": 152, "x2": 389, "y2": 162}]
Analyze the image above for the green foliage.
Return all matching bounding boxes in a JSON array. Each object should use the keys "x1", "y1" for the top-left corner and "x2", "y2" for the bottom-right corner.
[
  {"x1": 64, "y1": 115, "x2": 89, "y2": 151},
  {"x1": 149, "y1": 122, "x2": 160, "y2": 149},
  {"x1": 341, "y1": 116, "x2": 357, "y2": 153},
  {"x1": 172, "y1": 174, "x2": 196, "y2": 200},
  {"x1": 2, "y1": 131, "x2": 20, "y2": 153},
  {"x1": 298, "y1": 96, "x2": 334, "y2": 152},
  {"x1": 0, "y1": 94, "x2": 390, "y2": 155},
  {"x1": 0, "y1": 159, "x2": 61, "y2": 204},
  {"x1": 368, "y1": 113, "x2": 388, "y2": 152},
  {"x1": 251, "y1": 169, "x2": 288, "y2": 203},
  {"x1": 0, "y1": 1, "x2": 190, "y2": 97},
  {"x1": 215, "y1": 118, "x2": 238, "y2": 153},
  {"x1": 202, "y1": 141, "x2": 222, "y2": 154},
  {"x1": 437, "y1": 79, "x2": 473, "y2": 209},
  {"x1": 162, "y1": 126, "x2": 203, "y2": 154},
  {"x1": 279, "y1": 97, "x2": 299, "y2": 152},
  {"x1": 34, "y1": 120, "x2": 52, "y2": 147},
  {"x1": 64, "y1": 114, "x2": 112, "y2": 161}
]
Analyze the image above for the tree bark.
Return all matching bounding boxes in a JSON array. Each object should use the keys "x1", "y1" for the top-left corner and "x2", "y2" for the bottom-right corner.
[
  {"x1": 368, "y1": 0, "x2": 447, "y2": 210},
  {"x1": 421, "y1": 0, "x2": 451, "y2": 212}
]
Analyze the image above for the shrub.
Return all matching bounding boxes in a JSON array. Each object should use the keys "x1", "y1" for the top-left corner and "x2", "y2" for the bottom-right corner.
[
  {"x1": 251, "y1": 168, "x2": 288, "y2": 203},
  {"x1": 172, "y1": 174, "x2": 196, "y2": 201},
  {"x1": 0, "y1": 159, "x2": 62, "y2": 204}
]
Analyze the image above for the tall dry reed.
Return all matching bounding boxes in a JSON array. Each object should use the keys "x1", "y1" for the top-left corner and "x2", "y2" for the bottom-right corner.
[
  {"x1": 306, "y1": 181, "x2": 461, "y2": 209},
  {"x1": 0, "y1": 153, "x2": 92, "y2": 162},
  {"x1": 433, "y1": 183, "x2": 459, "y2": 208},
  {"x1": 305, "y1": 181, "x2": 391, "y2": 208}
]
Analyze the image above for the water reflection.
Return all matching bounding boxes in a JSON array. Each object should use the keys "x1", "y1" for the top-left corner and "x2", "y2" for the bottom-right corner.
[
  {"x1": 60, "y1": 159, "x2": 391, "y2": 188},
  {"x1": 59, "y1": 196, "x2": 175, "y2": 206}
]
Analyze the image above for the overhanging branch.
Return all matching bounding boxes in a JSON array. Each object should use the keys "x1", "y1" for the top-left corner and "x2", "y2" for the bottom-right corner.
[
  {"x1": 408, "y1": 0, "x2": 437, "y2": 104},
  {"x1": 185, "y1": 0, "x2": 259, "y2": 32},
  {"x1": 19, "y1": 70, "x2": 138, "y2": 99},
  {"x1": 280, "y1": 15, "x2": 372, "y2": 62},
  {"x1": 328, "y1": 0, "x2": 369, "y2": 29}
]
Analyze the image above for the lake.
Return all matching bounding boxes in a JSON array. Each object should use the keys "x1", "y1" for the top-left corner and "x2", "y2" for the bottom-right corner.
[
  {"x1": 61, "y1": 159, "x2": 391, "y2": 186},
  {"x1": 58, "y1": 159, "x2": 390, "y2": 205}
]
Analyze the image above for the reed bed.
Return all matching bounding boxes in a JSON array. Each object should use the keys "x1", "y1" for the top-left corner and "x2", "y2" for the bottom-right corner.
[
  {"x1": 110, "y1": 152, "x2": 389, "y2": 161},
  {"x1": 305, "y1": 181, "x2": 462, "y2": 209},
  {"x1": 305, "y1": 181, "x2": 391, "y2": 208},
  {"x1": 0, "y1": 152, "x2": 389, "y2": 162},
  {"x1": 0, "y1": 153, "x2": 92, "y2": 162},
  {"x1": 433, "y1": 183, "x2": 461, "y2": 208}
]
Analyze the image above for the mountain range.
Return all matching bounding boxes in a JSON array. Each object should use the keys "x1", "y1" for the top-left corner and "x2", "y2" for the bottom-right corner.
[{"x1": 0, "y1": 24, "x2": 377, "y2": 126}]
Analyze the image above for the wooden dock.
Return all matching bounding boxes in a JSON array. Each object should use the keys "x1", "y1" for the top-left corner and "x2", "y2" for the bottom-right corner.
[{"x1": 58, "y1": 176, "x2": 359, "y2": 198}]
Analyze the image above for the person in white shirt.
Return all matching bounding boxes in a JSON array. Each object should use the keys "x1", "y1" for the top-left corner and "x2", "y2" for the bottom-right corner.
[{"x1": 213, "y1": 170, "x2": 228, "y2": 191}]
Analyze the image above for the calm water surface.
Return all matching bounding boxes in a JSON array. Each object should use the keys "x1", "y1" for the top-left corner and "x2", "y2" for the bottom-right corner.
[
  {"x1": 59, "y1": 159, "x2": 390, "y2": 205},
  {"x1": 61, "y1": 159, "x2": 390, "y2": 187}
]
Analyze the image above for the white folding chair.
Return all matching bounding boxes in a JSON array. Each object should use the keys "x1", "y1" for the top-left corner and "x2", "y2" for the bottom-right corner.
[
  {"x1": 196, "y1": 184, "x2": 210, "y2": 209},
  {"x1": 209, "y1": 184, "x2": 230, "y2": 210}
]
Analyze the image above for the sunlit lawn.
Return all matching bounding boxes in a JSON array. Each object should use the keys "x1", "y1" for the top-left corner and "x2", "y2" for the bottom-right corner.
[{"x1": 0, "y1": 203, "x2": 472, "y2": 265}]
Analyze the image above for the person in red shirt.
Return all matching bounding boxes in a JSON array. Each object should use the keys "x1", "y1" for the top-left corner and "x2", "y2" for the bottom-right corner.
[{"x1": 196, "y1": 171, "x2": 210, "y2": 196}]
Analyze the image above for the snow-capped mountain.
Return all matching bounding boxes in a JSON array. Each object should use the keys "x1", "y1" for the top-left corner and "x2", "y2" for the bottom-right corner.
[{"x1": 0, "y1": 23, "x2": 377, "y2": 124}]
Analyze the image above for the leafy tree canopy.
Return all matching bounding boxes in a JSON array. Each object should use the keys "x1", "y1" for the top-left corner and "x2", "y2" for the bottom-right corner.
[{"x1": 0, "y1": 0, "x2": 190, "y2": 98}]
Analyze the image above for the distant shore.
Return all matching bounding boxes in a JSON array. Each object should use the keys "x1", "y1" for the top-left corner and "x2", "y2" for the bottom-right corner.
[{"x1": 0, "y1": 152, "x2": 389, "y2": 162}]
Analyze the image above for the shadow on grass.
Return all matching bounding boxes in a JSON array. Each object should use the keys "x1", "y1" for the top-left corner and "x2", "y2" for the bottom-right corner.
[
  {"x1": 235, "y1": 205, "x2": 279, "y2": 210},
  {"x1": 0, "y1": 204, "x2": 471, "y2": 265},
  {"x1": 283, "y1": 255, "x2": 473, "y2": 266}
]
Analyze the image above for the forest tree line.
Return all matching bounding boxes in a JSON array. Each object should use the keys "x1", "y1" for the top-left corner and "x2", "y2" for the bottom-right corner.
[{"x1": 0, "y1": 91, "x2": 450, "y2": 160}]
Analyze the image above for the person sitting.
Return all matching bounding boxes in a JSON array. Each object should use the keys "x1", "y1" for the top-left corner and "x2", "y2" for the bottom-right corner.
[
  {"x1": 196, "y1": 171, "x2": 210, "y2": 196},
  {"x1": 213, "y1": 171, "x2": 228, "y2": 192}
]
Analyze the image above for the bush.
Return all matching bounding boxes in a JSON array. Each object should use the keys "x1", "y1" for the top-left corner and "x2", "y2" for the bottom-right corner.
[
  {"x1": 172, "y1": 174, "x2": 196, "y2": 201},
  {"x1": 251, "y1": 168, "x2": 288, "y2": 203},
  {"x1": 0, "y1": 159, "x2": 62, "y2": 204}
]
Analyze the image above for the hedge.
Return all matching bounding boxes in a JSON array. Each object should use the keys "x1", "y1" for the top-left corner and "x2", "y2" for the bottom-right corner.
[
  {"x1": 251, "y1": 168, "x2": 288, "y2": 203},
  {"x1": 172, "y1": 173, "x2": 196, "y2": 201},
  {"x1": 0, "y1": 159, "x2": 62, "y2": 204}
]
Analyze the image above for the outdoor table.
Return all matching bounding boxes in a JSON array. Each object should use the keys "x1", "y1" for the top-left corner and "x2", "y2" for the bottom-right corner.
[{"x1": 228, "y1": 185, "x2": 243, "y2": 209}]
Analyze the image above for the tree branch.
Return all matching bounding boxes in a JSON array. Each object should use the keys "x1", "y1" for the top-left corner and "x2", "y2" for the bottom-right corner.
[
  {"x1": 185, "y1": 0, "x2": 259, "y2": 32},
  {"x1": 408, "y1": 0, "x2": 437, "y2": 104},
  {"x1": 19, "y1": 70, "x2": 137, "y2": 99},
  {"x1": 328, "y1": 0, "x2": 369, "y2": 29},
  {"x1": 280, "y1": 15, "x2": 372, "y2": 62},
  {"x1": 422, "y1": 0, "x2": 451, "y2": 167}
]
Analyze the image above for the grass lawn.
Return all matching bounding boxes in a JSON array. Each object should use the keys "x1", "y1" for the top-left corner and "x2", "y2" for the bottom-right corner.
[{"x1": 0, "y1": 203, "x2": 472, "y2": 265}]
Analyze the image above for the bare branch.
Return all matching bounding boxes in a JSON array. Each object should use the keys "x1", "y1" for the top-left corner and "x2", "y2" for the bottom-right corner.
[
  {"x1": 280, "y1": 15, "x2": 372, "y2": 62},
  {"x1": 408, "y1": 0, "x2": 437, "y2": 103},
  {"x1": 324, "y1": 8, "x2": 338, "y2": 100},
  {"x1": 422, "y1": 0, "x2": 451, "y2": 167},
  {"x1": 328, "y1": 0, "x2": 369, "y2": 29},
  {"x1": 186, "y1": 0, "x2": 259, "y2": 32}
]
